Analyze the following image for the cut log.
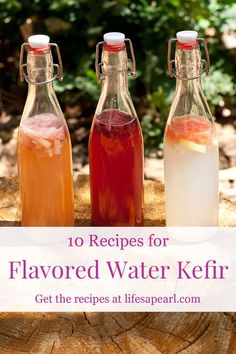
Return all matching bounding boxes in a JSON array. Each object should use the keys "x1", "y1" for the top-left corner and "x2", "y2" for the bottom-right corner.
[{"x1": 0, "y1": 175, "x2": 234, "y2": 353}]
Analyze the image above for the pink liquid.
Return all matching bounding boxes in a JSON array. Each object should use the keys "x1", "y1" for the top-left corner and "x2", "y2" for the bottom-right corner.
[{"x1": 89, "y1": 109, "x2": 144, "y2": 226}]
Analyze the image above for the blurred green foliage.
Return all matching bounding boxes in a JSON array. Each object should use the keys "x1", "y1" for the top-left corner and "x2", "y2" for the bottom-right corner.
[{"x1": 0, "y1": 0, "x2": 236, "y2": 155}]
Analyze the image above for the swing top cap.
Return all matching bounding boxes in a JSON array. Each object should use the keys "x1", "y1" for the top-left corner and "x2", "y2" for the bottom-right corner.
[
  {"x1": 28, "y1": 35, "x2": 50, "y2": 50},
  {"x1": 176, "y1": 31, "x2": 198, "y2": 43},
  {"x1": 103, "y1": 32, "x2": 125, "y2": 45}
]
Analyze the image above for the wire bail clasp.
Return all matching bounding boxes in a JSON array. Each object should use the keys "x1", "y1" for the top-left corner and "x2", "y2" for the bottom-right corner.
[
  {"x1": 19, "y1": 42, "x2": 63, "y2": 85},
  {"x1": 167, "y1": 37, "x2": 210, "y2": 80},
  {"x1": 95, "y1": 38, "x2": 136, "y2": 82}
]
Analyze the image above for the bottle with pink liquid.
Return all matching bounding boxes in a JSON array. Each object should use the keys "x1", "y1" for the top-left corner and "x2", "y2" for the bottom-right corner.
[
  {"x1": 18, "y1": 35, "x2": 74, "y2": 226},
  {"x1": 89, "y1": 32, "x2": 144, "y2": 226}
]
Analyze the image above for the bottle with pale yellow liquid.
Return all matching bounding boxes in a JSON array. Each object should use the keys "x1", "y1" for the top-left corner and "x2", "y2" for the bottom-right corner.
[
  {"x1": 164, "y1": 30, "x2": 219, "y2": 226},
  {"x1": 18, "y1": 35, "x2": 74, "y2": 226}
]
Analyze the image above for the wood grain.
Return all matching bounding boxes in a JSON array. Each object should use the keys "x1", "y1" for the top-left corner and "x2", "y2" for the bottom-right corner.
[{"x1": 0, "y1": 175, "x2": 234, "y2": 353}]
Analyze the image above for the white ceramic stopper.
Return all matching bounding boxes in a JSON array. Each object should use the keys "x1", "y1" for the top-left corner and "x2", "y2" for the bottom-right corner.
[
  {"x1": 176, "y1": 30, "x2": 198, "y2": 43},
  {"x1": 28, "y1": 34, "x2": 50, "y2": 49},
  {"x1": 103, "y1": 32, "x2": 125, "y2": 45}
]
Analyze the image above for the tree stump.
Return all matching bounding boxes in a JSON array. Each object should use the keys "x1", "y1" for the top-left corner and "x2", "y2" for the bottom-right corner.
[{"x1": 0, "y1": 175, "x2": 235, "y2": 353}]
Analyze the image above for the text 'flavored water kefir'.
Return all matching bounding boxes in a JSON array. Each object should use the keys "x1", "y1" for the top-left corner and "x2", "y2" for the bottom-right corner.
[
  {"x1": 164, "y1": 31, "x2": 219, "y2": 226},
  {"x1": 18, "y1": 35, "x2": 74, "y2": 226}
]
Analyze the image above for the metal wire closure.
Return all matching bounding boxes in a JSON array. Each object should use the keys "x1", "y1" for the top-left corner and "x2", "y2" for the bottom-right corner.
[
  {"x1": 95, "y1": 38, "x2": 136, "y2": 82},
  {"x1": 19, "y1": 42, "x2": 63, "y2": 85},
  {"x1": 95, "y1": 41, "x2": 104, "y2": 82},
  {"x1": 167, "y1": 37, "x2": 210, "y2": 80},
  {"x1": 125, "y1": 38, "x2": 136, "y2": 79}
]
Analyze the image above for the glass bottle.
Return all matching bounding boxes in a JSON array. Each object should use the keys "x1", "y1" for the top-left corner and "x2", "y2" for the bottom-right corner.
[
  {"x1": 89, "y1": 32, "x2": 144, "y2": 226},
  {"x1": 164, "y1": 30, "x2": 219, "y2": 226},
  {"x1": 18, "y1": 35, "x2": 74, "y2": 226}
]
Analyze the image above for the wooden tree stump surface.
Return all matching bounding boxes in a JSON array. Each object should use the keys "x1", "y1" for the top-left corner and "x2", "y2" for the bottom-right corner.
[{"x1": 0, "y1": 174, "x2": 235, "y2": 353}]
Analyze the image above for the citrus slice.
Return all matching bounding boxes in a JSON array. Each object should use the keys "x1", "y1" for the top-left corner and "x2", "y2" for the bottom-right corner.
[
  {"x1": 179, "y1": 139, "x2": 206, "y2": 153},
  {"x1": 166, "y1": 115, "x2": 213, "y2": 146},
  {"x1": 24, "y1": 128, "x2": 52, "y2": 149}
]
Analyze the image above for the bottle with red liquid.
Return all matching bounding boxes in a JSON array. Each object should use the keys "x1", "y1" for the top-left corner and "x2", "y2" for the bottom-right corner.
[
  {"x1": 89, "y1": 32, "x2": 144, "y2": 226},
  {"x1": 18, "y1": 35, "x2": 74, "y2": 226}
]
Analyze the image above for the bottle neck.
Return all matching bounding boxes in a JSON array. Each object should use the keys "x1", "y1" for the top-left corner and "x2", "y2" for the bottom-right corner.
[
  {"x1": 168, "y1": 43, "x2": 213, "y2": 121},
  {"x1": 22, "y1": 49, "x2": 64, "y2": 121},
  {"x1": 27, "y1": 50, "x2": 55, "y2": 94},
  {"x1": 175, "y1": 44, "x2": 202, "y2": 92},
  {"x1": 95, "y1": 45, "x2": 138, "y2": 117},
  {"x1": 27, "y1": 83, "x2": 56, "y2": 106},
  {"x1": 101, "y1": 47, "x2": 129, "y2": 93},
  {"x1": 176, "y1": 76, "x2": 202, "y2": 97}
]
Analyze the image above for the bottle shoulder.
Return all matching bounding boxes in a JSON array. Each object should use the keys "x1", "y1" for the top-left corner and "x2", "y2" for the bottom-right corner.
[
  {"x1": 95, "y1": 89, "x2": 138, "y2": 118},
  {"x1": 168, "y1": 79, "x2": 213, "y2": 124},
  {"x1": 21, "y1": 84, "x2": 65, "y2": 123}
]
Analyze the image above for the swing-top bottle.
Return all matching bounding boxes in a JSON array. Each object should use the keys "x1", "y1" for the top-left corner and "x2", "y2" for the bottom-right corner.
[
  {"x1": 164, "y1": 30, "x2": 219, "y2": 226},
  {"x1": 89, "y1": 32, "x2": 144, "y2": 226},
  {"x1": 18, "y1": 35, "x2": 74, "y2": 226}
]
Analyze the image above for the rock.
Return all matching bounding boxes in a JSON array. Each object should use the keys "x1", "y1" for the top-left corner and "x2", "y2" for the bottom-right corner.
[
  {"x1": 220, "y1": 188, "x2": 236, "y2": 203},
  {"x1": 215, "y1": 122, "x2": 236, "y2": 169},
  {"x1": 222, "y1": 137, "x2": 236, "y2": 167},
  {"x1": 216, "y1": 123, "x2": 235, "y2": 146},
  {"x1": 144, "y1": 158, "x2": 164, "y2": 182},
  {"x1": 79, "y1": 164, "x2": 89, "y2": 174},
  {"x1": 219, "y1": 166, "x2": 236, "y2": 181},
  {"x1": 219, "y1": 167, "x2": 236, "y2": 203}
]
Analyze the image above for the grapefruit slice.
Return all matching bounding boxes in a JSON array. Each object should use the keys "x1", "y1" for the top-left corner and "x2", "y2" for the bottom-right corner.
[
  {"x1": 166, "y1": 115, "x2": 213, "y2": 146},
  {"x1": 179, "y1": 139, "x2": 206, "y2": 153},
  {"x1": 23, "y1": 128, "x2": 52, "y2": 149}
]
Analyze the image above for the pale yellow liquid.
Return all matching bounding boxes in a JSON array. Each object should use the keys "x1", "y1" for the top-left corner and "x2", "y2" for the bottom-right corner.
[{"x1": 18, "y1": 114, "x2": 74, "y2": 226}]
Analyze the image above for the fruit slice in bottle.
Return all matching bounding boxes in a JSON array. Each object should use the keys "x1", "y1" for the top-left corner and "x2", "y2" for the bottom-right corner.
[
  {"x1": 179, "y1": 139, "x2": 206, "y2": 153},
  {"x1": 165, "y1": 114, "x2": 214, "y2": 151}
]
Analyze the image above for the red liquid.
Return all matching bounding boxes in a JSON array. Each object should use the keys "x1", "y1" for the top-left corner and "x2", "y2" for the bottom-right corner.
[{"x1": 89, "y1": 109, "x2": 144, "y2": 226}]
